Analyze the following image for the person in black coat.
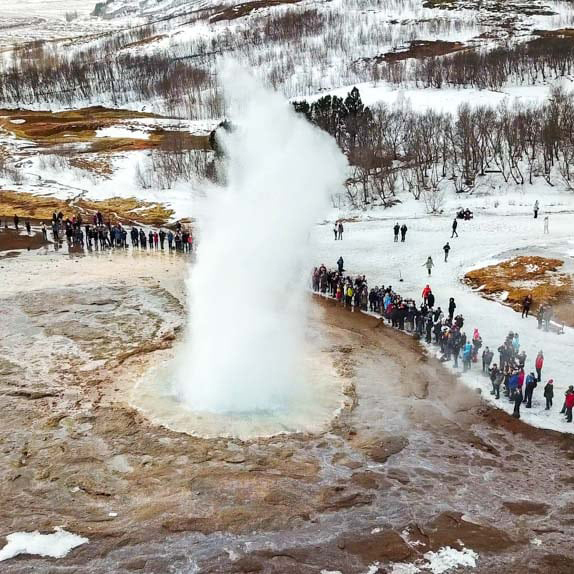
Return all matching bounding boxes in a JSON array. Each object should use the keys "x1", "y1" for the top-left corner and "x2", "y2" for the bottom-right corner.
[
  {"x1": 451, "y1": 218, "x2": 458, "y2": 238},
  {"x1": 513, "y1": 388, "x2": 523, "y2": 419},
  {"x1": 524, "y1": 372, "x2": 537, "y2": 408},
  {"x1": 393, "y1": 223, "x2": 400, "y2": 242},
  {"x1": 544, "y1": 379, "x2": 554, "y2": 410},
  {"x1": 427, "y1": 292, "x2": 435, "y2": 308},
  {"x1": 448, "y1": 297, "x2": 456, "y2": 320},
  {"x1": 425, "y1": 315, "x2": 433, "y2": 343},
  {"x1": 489, "y1": 364, "x2": 500, "y2": 398},
  {"x1": 451, "y1": 334, "x2": 461, "y2": 368}
]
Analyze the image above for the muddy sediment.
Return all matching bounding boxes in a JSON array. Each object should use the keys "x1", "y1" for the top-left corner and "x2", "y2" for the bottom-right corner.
[{"x1": 0, "y1": 253, "x2": 574, "y2": 573}]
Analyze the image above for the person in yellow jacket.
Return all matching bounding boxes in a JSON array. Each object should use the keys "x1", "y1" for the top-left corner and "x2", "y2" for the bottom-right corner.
[{"x1": 345, "y1": 285, "x2": 354, "y2": 308}]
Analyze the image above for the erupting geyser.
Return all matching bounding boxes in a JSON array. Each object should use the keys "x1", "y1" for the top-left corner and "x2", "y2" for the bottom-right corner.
[{"x1": 175, "y1": 62, "x2": 347, "y2": 414}]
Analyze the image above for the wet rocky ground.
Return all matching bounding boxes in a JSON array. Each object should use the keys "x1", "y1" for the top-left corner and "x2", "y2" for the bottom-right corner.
[{"x1": 1, "y1": 251, "x2": 574, "y2": 573}]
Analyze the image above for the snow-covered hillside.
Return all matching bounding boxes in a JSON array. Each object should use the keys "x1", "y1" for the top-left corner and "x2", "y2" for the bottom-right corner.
[{"x1": 92, "y1": 0, "x2": 217, "y2": 19}]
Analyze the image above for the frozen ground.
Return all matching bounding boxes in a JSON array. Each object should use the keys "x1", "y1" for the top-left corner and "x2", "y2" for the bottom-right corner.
[{"x1": 311, "y1": 186, "x2": 574, "y2": 434}]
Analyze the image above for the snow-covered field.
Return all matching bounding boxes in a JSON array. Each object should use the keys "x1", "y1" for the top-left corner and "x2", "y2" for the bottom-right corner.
[{"x1": 311, "y1": 186, "x2": 574, "y2": 434}]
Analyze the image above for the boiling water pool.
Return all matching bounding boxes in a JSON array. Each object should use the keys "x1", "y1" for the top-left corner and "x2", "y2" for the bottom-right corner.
[{"x1": 130, "y1": 330, "x2": 346, "y2": 439}]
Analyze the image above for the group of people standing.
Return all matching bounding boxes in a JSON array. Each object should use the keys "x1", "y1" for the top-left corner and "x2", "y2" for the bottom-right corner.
[
  {"x1": 32, "y1": 211, "x2": 193, "y2": 253},
  {"x1": 6, "y1": 211, "x2": 193, "y2": 254},
  {"x1": 312, "y1": 261, "x2": 565, "y2": 423},
  {"x1": 393, "y1": 223, "x2": 408, "y2": 242}
]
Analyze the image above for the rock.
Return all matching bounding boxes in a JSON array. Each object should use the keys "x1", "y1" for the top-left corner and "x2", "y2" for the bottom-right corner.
[
  {"x1": 359, "y1": 435, "x2": 409, "y2": 464},
  {"x1": 351, "y1": 471, "x2": 391, "y2": 490},
  {"x1": 223, "y1": 452, "x2": 246, "y2": 464},
  {"x1": 343, "y1": 529, "x2": 413, "y2": 563},
  {"x1": 162, "y1": 516, "x2": 216, "y2": 534},
  {"x1": 503, "y1": 500, "x2": 550, "y2": 516},
  {"x1": 316, "y1": 485, "x2": 374, "y2": 511},
  {"x1": 422, "y1": 511, "x2": 516, "y2": 552},
  {"x1": 386, "y1": 468, "x2": 410, "y2": 484},
  {"x1": 231, "y1": 556, "x2": 263, "y2": 572}
]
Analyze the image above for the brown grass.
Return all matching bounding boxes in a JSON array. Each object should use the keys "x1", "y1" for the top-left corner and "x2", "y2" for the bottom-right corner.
[
  {"x1": 533, "y1": 28, "x2": 574, "y2": 39},
  {"x1": 76, "y1": 197, "x2": 174, "y2": 226},
  {"x1": 210, "y1": 0, "x2": 301, "y2": 23},
  {"x1": 68, "y1": 156, "x2": 114, "y2": 177},
  {"x1": 378, "y1": 41, "x2": 466, "y2": 63},
  {"x1": 464, "y1": 256, "x2": 574, "y2": 326},
  {"x1": 0, "y1": 190, "x2": 68, "y2": 221},
  {"x1": 0, "y1": 107, "x2": 210, "y2": 153},
  {"x1": 0, "y1": 190, "x2": 174, "y2": 226}
]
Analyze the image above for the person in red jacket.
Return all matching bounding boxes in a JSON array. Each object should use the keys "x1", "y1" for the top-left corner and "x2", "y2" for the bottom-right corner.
[
  {"x1": 422, "y1": 284, "x2": 431, "y2": 303},
  {"x1": 565, "y1": 389, "x2": 574, "y2": 423},
  {"x1": 535, "y1": 351, "x2": 544, "y2": 382},
  {"x1": 517, "y1": 368, "x2": 525, "y2": 390}
]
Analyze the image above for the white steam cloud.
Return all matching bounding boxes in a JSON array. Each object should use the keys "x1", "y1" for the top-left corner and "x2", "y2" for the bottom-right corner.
[{"x1": 176, "y1": 62, "x2": 347, "y2": 413}]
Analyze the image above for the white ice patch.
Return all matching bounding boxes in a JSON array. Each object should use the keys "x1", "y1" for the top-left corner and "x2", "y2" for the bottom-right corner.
[
  {"x1": 390, "y1": 546, "x2": 478, "y2": 574},
  {"x1": 423, "y1": 547, "x2": 478, "y2": 573},
  {"x1": 392, "y1": 564, "x2": 421, "y2": 574},
  {"x1": 0, "y1": 527, "x2": 88, "y2": 562}
]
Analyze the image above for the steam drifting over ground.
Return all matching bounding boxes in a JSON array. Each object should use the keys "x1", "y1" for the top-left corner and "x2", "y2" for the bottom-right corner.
[{"x1": 175, "y1": 62, "x2": 347, "y2": 414}]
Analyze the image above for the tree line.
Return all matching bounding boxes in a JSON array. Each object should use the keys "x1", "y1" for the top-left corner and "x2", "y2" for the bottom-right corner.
[
  {"x1": 294, "y1": 86, "x2": 574, "y2": 209},
  {"x1": 0, "y1": 45, "x2": 215, "y2": 116},
  {"x1": 376, "y1": 37, "x2": 574, "y2": 91}
]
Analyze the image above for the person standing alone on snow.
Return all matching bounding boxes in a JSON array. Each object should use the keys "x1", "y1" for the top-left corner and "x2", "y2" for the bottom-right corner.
[
  {"x1": 423, "y1": 256, "x2": 434, "y2": 276},
  {"x1": 337, "y1": 256, "x2": 344, "y2": 274},
  {"x1": 544, "y1": 215, "x2": 549, "y2": 234},
  {"x1": 443, "y1": 242, "x2": 451, "y2": 262},
  {"x1": 451, "y1": 218, "x2": 458, "y2": 238},
  {"x1": 400, "y1": 224, "x2": 407, "y2": 242},
  {"x1": 522, "y1": 294, "x2": 532, "y2": 318},
  {"x1": 393, "y1": 223, "x2": 400, "y2": 242},
  {"x1": 534, "y1": 200, "x2": 540, "y2": 219},
  {"x1": 337, "y1": 222, "x2": 344, "y2": 240}
]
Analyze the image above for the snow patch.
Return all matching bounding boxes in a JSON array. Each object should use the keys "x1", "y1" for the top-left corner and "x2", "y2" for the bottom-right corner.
[
  {"x1": 392, "y1": 564, "x2": 421, "y2": 574},
  {"x1": 95, "y1": 126, "x2": 150, "y2": 140},
  {"x1": 390, "y1": 546, "x2": 478, "y2": 574},
  {"x1": 0, "y1": 527, "x2": 88, "y2": 562},
  {"x1": 423, "y1": 547, "x2": 478, "y2": 573}
]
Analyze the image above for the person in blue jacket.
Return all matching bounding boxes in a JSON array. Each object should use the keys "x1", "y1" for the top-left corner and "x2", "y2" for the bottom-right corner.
[
  {"x1": 508, "y1": 371, "x2": 519, "y2": 400},
  {"x1": 463, "y1": 342, "x2": 473, "y2": 372}
]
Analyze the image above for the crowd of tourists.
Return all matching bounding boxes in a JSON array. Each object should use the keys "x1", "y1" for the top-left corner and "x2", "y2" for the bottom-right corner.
[
  {"x1": 5, "y1": 212, "x2": 193, "y2": 253},
  {"x1": 312, "y1": 262, "x2": 572, "y2": 423}
]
